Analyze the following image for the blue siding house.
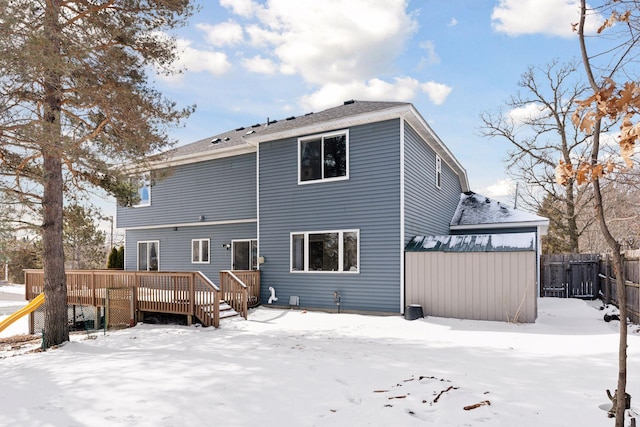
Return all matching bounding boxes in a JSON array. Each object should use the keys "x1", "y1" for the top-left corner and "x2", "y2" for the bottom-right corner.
[{"x1": 117, "y1": 100, "x2": 473, "y2": 315}]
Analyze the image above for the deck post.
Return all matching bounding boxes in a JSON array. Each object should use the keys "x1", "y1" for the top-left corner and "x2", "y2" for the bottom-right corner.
[
  {"x1": 90, "y1": 271, "x2": 95, "y2": 307},
  {"x1": 95, "y1": 306, "x2": 101, "y2": 329},
  {"x1": 188, "y1": 273, "x2": 195, "y2": 326}
]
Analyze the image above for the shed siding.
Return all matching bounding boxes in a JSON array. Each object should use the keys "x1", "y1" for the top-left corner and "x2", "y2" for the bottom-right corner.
[
  {"x1": 124, "y1": 222, "x2": 257, "y2": 282},
  {"x1": 258, "y1": 120, "x2": 402, "y2": 313},
  {"x1": 405, "y1": 251, "x2": 537, "y2": 322},
  {"x1": 117, "y1": 153, "x2": 256, "y2": 229},
  {"x1": 404, "y1": 123, "x2": 461, "y2": 244}
]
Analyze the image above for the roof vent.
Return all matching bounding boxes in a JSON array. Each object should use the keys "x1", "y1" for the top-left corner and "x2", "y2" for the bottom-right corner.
[
  {"x1": 235, "y1": 127, "x2": 245, "y2": 131},
  {"x1": 251, "y1": 123, "x2": 261, "y2": 128},
  {"x1": 224, "y1": 137, "x2": 230, "y2": 141},
  {"x1": 286, "y1": 116, "x2": 296, "y2": 121},
  {"x1": 304, "y1": 112, "x2": 314, "y2": 116},
  {"x1": 211, "y1": 138, "x2": 221, "y2": 144},
  {"x1": 246, "y1": 130, "x2": 255, "y2": 135},
  {"x1": 343, "y1": 99, "x2": 355, "y2": 105}
]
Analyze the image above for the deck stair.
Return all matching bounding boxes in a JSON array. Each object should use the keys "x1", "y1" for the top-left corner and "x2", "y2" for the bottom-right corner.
[{"x1": 195, "y1": 300, "x2": 239, "y2": 326}]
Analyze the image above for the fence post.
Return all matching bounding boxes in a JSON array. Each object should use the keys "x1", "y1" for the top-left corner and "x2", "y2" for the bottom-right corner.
[{"x1": 605, "y1": 253, "x2": 611, "y2": 305}]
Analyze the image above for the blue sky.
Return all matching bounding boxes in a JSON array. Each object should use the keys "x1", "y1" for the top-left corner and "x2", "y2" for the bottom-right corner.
[{"x1": 138, "y1": 0, "x2": 602, "y2": 207}]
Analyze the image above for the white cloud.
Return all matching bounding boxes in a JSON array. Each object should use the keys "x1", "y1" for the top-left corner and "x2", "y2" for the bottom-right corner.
[
  {"x1": 227, "y1": 0, "x2": 418, "y2": 84},
  {"x1": 197, "y1": 21, "x2": 244, "y2": 47},
  {"x1": 246, "y1": 24, "x2": 283, "y2": 47},
  {"x1": 220, "y1": 0, "x2": 259, "y2": 18},
  {"x1": 508, "y1": 103, "x2": 548, "y2": 125},
  {"x1": 242, "y1": 55, "x2": 277, "y2": 75},
  {"x1": 491, "y1": 0, "x2": 602, "y2": 37},
  {"x1": 300, "y1": 77, "x2": 452, "y2": 111},
  {"x1": 484, "y1": 179, "x2": 514, "y2": 198},
  {"x1": 158, "y1": 39, "x2": 231, "y2": 82},
  {"x1": 448, "y1": 18, "x2": 458, "y2": 27},
  {"x1": 419, "y1": 40, "x2": 440, "y2": 66},
  {"x1": 189, "y1": 0, "x2": 451, "y2": 108},
  {"x1": 264, "y1": 0, "x2": 417, "y2": 84},
  {"x1": 420, "y1": 81, "x2": 452, "y2": 105}
]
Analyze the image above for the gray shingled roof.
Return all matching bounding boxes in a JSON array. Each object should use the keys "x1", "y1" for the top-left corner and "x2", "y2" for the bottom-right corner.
[{"x1": 166, "y1": 100, "x2": 408, "y2": 159}]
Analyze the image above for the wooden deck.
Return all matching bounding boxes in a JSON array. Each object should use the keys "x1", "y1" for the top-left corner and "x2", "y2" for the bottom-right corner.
[{"x1": 24, "y1": 269, "x2": 261, "y2": 328}]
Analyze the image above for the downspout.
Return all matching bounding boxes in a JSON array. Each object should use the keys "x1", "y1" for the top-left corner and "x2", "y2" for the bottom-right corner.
[{"x1": 400, "y1": 116, "x2": 406, "y2": 314}]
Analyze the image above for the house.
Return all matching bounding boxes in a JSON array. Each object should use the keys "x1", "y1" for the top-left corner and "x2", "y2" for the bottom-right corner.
[{"x1": 116, "y1": 100, "x2": 547, "y2": 319}]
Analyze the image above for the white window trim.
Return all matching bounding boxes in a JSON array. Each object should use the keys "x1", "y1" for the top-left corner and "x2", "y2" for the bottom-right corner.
[
  {"x1": 435, "y1": 155, "x2": 442, "y2": 189},
  {"x1": 137, "y1": 240, "x2": 160, "y2": 271},
  {"x1": 298, "y1": 129, "x2": 350, "y2": 185},
  {"x1": 132, "y1": 174, "x2": 151, "y2": 207},
  {"x1": 290, "y1": 229, "x2": 360, "y2": 274},
  {"x1": 191, "y1": 238, "x2": 210, "y2": 264}
]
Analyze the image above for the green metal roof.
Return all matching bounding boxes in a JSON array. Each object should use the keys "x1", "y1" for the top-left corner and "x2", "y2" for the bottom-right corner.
[{"x1": 405, "y1": 233, "x2": 536, "y2": 252}]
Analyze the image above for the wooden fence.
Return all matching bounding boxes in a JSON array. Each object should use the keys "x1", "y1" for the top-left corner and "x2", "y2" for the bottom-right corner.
[
  {"x1": 540, "y1": 254, "x2": 600, "y2": 298},
  {"x1": 599, "y1": 250, "x2": 640, "y2": 324},
  {"x1": 541, "y1": 252, "x2": 640, "y2": 324}
]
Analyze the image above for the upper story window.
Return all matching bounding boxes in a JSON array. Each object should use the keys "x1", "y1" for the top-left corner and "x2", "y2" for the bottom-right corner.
[
  {"x1": 435, "y1": 155, "x2": 442, "y2": 189},
  {"x1": 131, "y1": 174, "x2": 151, "y2": 207},
  {"x1": 191, "y1": 239, "x2": 210, "y2": 264},
  {"x1": 291, "y1": 229, "x2": 359, "y2": 273},
  {"x1": 298, "y1": 130, "x2": 349, "y2": 184}
]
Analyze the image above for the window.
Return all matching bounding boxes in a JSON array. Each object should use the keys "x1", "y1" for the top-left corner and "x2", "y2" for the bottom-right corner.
[
  {"x1": 131, "y1": 174, "x2": 151, "y2": 207},
  {"x1": 192, "y1": 239, "x2": 210, "y2": 264},
  {"x1": 290, "y1": 230, "x2": 359, "y2": 273},
  {"x1": 299, "y1": 130, "x2": 348, "y2": 184},
  {"x1": 435, "y1": 155, "x2": 442, "y2": 189},
  {"x1": 138, "y1": 241, "x2": 159, "y2": 271}
]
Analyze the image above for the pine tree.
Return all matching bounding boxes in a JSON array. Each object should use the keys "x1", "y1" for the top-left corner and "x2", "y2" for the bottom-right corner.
[{"x1": 0, "y1": 0, "x2": 195, "y2": 347}]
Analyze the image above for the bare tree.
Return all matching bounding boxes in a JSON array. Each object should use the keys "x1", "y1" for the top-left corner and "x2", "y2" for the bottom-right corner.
[
  {"x1": 557, "y1": 1, "x2": 640, "y2": 424},
  {"x1": 0, "y1": 0, "x2": 195, "y2": 347},
  {"x1": 481, "y1": 60, "x2": 603, "y2": 253}
]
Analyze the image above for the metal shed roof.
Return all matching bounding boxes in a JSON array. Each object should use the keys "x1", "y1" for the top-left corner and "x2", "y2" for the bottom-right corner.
[{"x1": 405, "y1": 233, "x2": 536, "y2": 252}]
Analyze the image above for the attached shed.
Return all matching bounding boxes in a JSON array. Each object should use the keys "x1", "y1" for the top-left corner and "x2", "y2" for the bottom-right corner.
[{"x1": 405, "y1": 233, "x2": 538, "y2": 323}]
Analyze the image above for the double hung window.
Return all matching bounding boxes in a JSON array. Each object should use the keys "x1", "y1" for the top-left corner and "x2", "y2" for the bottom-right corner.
[
  {"x1": 299, "y1": 131, "x2": 348, "y2": 183},
  {"x1": 291, "y1": 230, "x2": 359, "y2": 273},
  {"x1": 131, "y1": 174, "x2": 151, "y2": 207},
  {"x1": 192, "y1": 239, "x2": 210, "y2": 264}
]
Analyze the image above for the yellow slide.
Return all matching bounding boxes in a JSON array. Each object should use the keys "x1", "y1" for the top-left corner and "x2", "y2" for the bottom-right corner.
[{"x1": 0, "y1": 293, "x2": 45, "y2": 333}]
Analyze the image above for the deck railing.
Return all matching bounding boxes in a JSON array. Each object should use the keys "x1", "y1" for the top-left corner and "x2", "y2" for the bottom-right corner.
[{"x1": 24, "y1": 269, "x2": 223, "y2": 327}]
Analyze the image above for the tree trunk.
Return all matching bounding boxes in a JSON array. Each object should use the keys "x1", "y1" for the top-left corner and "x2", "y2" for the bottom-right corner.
[
  {"x1": 42, "y1": 0, "x2": 69, "y2": 348},
  {"x1": 565, "y1": 179, "x2": 580, "y2": 253},
  {"x1": 593, "y1": 174, "x2": 627, "y2": 427}
]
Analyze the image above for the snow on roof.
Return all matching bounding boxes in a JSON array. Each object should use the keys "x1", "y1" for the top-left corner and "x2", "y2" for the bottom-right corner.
[
  {"x1": 405, "y1": 233, "x2": 536, "y2": 252},
  {"x1": 450, "y1": 192, "x2": 548, "y2": 228}
]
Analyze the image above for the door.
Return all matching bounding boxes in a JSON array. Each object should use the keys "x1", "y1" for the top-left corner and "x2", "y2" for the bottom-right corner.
[
  {"x1": 232, "y1": 239, "x2": 257, "y2": 270},
  {"x1": 137, "y1": 241, "x2": 159, "y2": 271}
]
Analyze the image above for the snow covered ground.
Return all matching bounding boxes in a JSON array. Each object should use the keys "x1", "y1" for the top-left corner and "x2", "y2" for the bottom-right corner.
[{"x1": 0, "y1": 286, "x2": 639, "y2": 426}]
